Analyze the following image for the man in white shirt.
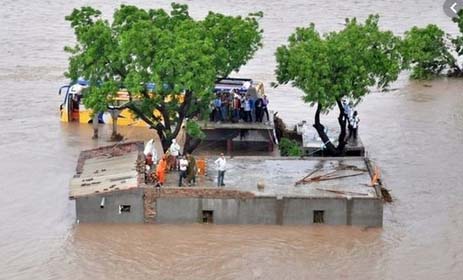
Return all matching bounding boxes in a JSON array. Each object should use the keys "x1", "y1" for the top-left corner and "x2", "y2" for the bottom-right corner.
[
  {"x1": 214, "y1": 153, "x2": 227, "y2": 187},
  {"x1": 168, "y1": 139, "x2": 180, "y2": 170},
  {"x1": 348, "y1": 111, "x2": 360, "y2": 141},
  {"x1": 178, "y1": 155, "x2": 189, "y2": 187}
]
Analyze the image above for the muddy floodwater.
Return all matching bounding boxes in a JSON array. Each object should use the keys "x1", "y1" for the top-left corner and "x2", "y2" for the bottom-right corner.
[{"x1": 1, "y1": 0, "x2": 463, "y2": 279}]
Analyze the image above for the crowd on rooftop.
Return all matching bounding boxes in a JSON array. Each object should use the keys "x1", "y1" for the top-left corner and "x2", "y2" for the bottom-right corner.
[{"x1": 210, "y1": 89, "x2": 270, "y2": 123}]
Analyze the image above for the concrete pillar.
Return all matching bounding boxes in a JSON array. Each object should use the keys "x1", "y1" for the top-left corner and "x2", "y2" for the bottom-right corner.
[
  {"x1": 227, "y1": 139, "x2": 233, "y2": 156},
  {"x1": 267, "y1": 130, "x2": 274, "y2": 152}
]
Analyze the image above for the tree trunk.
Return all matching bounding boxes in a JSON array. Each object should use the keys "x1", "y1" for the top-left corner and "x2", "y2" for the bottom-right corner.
[
  {"x1": 92, "y1": 113, "x2": 99, "y2": 139},
  {"x1": 184, "y1": 134, "x2": 202, "y2": 154},
  {"x1": 335, "y1": 99, "x2": 347, "y2": 154},
  {"x1": 125, "y1": 90, "x2": 195, "y2": 152},
  {"x1": 313, "y1": 104, "x2": 338, "y2": 155},
  {"x1": 312, "y1": 100, "x2": 349, "y2": 156},
  {"x1": 110, "y1": 109, "x2": 122, "y2": 141}
]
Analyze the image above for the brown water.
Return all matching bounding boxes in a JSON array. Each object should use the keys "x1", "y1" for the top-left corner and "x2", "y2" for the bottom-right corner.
[{"x1": 1, "y1": 0, "x2": 463, "y2": 279}]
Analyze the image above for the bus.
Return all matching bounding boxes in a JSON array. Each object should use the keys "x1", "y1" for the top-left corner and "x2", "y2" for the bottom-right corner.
[{"x1": 58, "y1": 78, "x2": 265, "y2": 127}]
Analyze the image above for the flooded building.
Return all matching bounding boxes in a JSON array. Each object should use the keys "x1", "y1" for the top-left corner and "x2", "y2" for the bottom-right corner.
[
  {"x1": 69, "y1": 142, "x2": 145, "y2": 223},
  {"x1": 69, "y1": 143, "x2": 384, "y2": 226}
]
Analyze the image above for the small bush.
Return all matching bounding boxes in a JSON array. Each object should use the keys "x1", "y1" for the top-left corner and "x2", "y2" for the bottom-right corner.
[{"x1": 279, "y1": 138, "x2": 302, "y2": 156}]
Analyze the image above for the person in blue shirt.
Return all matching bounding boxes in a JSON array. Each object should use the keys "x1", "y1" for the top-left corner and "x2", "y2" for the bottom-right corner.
[{"x1": 213, "y1": 94, "x2": 222, "y2": 122}]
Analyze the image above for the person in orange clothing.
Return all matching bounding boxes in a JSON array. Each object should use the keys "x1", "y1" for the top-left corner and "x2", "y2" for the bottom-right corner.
[{"x1": 156, "y1": 155, "x2": 168, "y2": 187}]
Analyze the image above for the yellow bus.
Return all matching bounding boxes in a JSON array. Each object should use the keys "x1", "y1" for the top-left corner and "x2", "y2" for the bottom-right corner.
[{"x1": 58, "y1": 78, "x2": 265, "y2": 126}]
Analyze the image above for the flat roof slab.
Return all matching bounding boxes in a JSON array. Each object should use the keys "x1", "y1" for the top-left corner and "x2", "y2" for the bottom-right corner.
[
  {"x1": 164, "y1": 157, "x2": 377, "y2": 199},
  {"x1": 70, "y1": 149, "x2": 140, "y2": 199}
]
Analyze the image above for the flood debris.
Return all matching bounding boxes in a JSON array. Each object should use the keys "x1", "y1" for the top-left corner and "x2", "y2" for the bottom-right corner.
[
  {"x1": 369, "y1": 165, "x2": 393, "y2": 203},
  {"x1": 315, "y1": 188, "x2": 368, "y2": 196},
  {"x1": 295, "y1": 166, "x2": 367, "y2": 186}
]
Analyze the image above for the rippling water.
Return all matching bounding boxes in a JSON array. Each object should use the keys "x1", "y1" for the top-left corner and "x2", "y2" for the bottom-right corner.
[{"x1": 1, "y1": 0, "x2": 463, "y2": 279}]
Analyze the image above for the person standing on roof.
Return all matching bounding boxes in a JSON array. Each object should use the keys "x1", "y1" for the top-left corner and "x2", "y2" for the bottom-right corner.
[
  {"x1": 186, "y1": 153, "x2": 197, "y2": 186},
  {"x1": 254, "y1": 96, "x2": 263, "y2": 122},
  {"x1": 262, "y1": 94, "x2": 270, "y2": 122},
  {"x1": 213, "y1": 94, "x2": 222, "y2": 122},
  {"x1": 239, "y1": 93, "x2": 246, "y2": 121},
  {"x1": 144, "y1": 139, "x2": 158, "y2": 164},
  {"x1": 348, "y1": 111, "x2": 360, "y2": 141},
  {"x1": 342, "y1": 98, "x2": 353, "y2": 121},
  {"x1": 244, "y1": 95, "x2": 252, "y2": 122},
  {"x1": 156, "y1": 155, "x2": 167, "y2": 187},
  {"x1": 178, "y1": 155, "x2": 189, "y2": 187},
  {"x1": 168, "y1": 139, "x2": 180, "y2": 171},
  {"x1": 221, "y1": 92, "x2": 229, "y2": 122},
  {"x1": 232, "y1": 90, "x2": 241, "y2": 123},
  {"x1": 214, "y1": 153, "x2": 227, "y2": 187}
]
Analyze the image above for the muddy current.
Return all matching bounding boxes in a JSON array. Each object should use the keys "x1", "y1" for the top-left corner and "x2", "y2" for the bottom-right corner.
[{"x1": 1, "y1": 0, "x2": 463, "y2": 279}]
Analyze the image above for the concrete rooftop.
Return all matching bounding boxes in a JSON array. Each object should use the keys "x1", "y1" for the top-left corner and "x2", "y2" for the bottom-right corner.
[
  {"x1": 163, "y1": 157, "x2": 378, "y2": 199},
  {"x1": 69, "y1": 150, "x2": 139, "y2": 198}
]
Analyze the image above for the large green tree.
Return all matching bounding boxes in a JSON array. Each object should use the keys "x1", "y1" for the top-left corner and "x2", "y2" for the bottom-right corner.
[
  {"x1": 275, "y1": 15, "x2": 402, "y2": 155},
  {"x1": 65, "y1": 3, "x2": 263, "y2": 151},
  {"x1": 401, "y1": 11, "x2": 463, "y2": 79},
  {"x1": 401, "y1": 24, "x2": 456, "y2": 79}
]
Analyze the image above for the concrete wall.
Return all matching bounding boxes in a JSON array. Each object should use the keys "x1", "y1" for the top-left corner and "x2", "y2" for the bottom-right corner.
[
  {"x1": 350, "y1": 198, "x2": 383, "y2": 227},
  {"x1": 155, "y1": 196, "x2": 383, "y2": 227},
  {"x1": 76, "y1": 188, "x2": 144, "y2": 223},
  {"x1": 283, "y1": 197, "x2": 348, "y2": 225},
  {"x1": 75, "y1": 189, "x2": 382, "y2": 226},
  {"x1": 156, "y1": 197, "x2": 278, "y2": 224}
]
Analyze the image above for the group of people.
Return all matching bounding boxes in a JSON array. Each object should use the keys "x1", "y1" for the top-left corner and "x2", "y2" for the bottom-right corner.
[
  {"x1": 210, "y1": 90, "x2": 270, "y2": 123},
  {"x1": 144, "y1": 139, "x2": 228, "y2": 188},
  {"x1": 341, "y1": 98, "x2": 360, "y2": 141}
]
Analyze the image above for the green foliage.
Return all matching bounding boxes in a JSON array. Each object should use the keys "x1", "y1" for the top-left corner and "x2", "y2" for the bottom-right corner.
[
  {"x1": 64, "y1": 3, "x2": 263, "y2": 147},
  {"x1": 65, "y1": 7, "x2": 120, "y2": 115},
  {"x1": 203, "y1": 11, "x2": 263, "y2": 77},
  {"x1": 185, "y1": 120, "x2": 206, "y2": 140},
  {"x1": 274, "y1": 15, "x2": 402, "y2": 111},
  {"x1": 279, "y1": 138, "x2": 302, "y2": 157},
  {"x1": 401, "y1": 24, "x2": 455, "y2": 79}
]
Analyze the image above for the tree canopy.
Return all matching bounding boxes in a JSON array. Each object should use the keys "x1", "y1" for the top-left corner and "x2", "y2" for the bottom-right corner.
[
  {"x1": 274, "y1": 15, "x2": 403, "y2": 155},
  {"x1": 401, "y1": 24, "x2": 455, "y2": 79},
  {"x1": 275, "y1": 15, "x2": 402, "y2": 111},
  {"x1": 400, "y1": 11, "x2": 463, "y2": 79},
  {"x1": 65, "y1": 3, "x2": 263, "y2": 151}
]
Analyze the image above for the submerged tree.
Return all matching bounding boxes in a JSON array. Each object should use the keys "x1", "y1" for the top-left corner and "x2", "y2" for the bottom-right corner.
[
  {"x1": 65, "y1": 3, "x2": 263, "y2": 151},
  {"x1": 451, "y1": 10, "x2": 463, "y2": 76},
  {"x1": 274, "y1": 15, "x2": 402, "y2": 156},
  {"x1": 401, "y1": 24, "x2": 456, "y2": 79}
]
